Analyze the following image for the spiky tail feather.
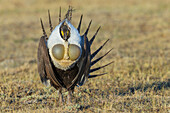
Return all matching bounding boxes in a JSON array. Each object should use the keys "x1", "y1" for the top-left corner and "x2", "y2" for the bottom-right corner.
[{"x1": 88, "y1": 27, "x2": 113, "y2": 78}]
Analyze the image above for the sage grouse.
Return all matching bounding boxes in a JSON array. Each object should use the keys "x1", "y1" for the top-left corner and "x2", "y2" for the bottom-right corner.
[{"x1": 37, "y1": 7, "x2": 113, "y2": 103}]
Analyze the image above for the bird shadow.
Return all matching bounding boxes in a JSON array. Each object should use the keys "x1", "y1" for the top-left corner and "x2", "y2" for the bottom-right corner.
[
  {"x1": 76, "y1": 80, "x2": 170, "y2": 111},
  {"x1": 118, "y1": 80, "x2": 170, "y2": 95},
  {"x1": 82, "y1": 79, "x2": 170, "y2": 97}
]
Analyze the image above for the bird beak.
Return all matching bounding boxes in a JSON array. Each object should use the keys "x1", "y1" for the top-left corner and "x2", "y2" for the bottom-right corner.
[{"x1": 64, "y1": 32, "x2": 68, "y2": 41}]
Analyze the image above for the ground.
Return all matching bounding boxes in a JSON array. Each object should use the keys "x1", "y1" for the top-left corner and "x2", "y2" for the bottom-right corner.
[{"x1": 0, "y1": 0, "x2": 170, "y2": 112}]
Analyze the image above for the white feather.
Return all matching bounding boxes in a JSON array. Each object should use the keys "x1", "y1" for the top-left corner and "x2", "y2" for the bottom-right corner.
[{"x1": 47, "y1": 19, "x2": 84, "y2": 70}]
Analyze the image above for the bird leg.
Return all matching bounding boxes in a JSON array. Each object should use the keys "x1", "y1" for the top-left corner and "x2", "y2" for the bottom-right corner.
[
  {"x1": 58, "y1": 88, "x2": 64, "y2": 104},
  {"x1": 67, "y1": 89, "x2": 72, "y2": 104}
]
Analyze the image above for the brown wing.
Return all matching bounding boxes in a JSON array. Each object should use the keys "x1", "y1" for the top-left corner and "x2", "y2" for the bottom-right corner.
[
  {"x1": 37, "y1": 36, "x2": 62, "y2": 89},
  {"x1": 78, "y1": 35, "x2": 91, "y2": 86},
  {"x1": 71, "y1": 35, "x2": 90, "y2": 86}
]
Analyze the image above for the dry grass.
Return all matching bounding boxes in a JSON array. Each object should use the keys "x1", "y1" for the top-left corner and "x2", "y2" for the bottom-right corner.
[{"x1": 0, "y1": 0, "x2": 170, "y2": 112}]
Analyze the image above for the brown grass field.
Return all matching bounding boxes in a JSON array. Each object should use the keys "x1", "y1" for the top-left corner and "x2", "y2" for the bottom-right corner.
[{"x1": 0, "y1": 0, "x2": 170, "y2": 112}]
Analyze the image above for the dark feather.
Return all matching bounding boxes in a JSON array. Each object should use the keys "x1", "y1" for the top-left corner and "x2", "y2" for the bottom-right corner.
[
  {"x1": 69, "y1": 6, "x2": 73, "y2": 21},
  {"x1": 91, "y1": 48, "x2": 113, "y2": 66},
  {"x1": 37, "y1": 36, "x2": 63, "y2": 88},
  {"x1": 89, "y1": 26, "x2": 101, "y2": 46},
  {"x1": 53, "y1": 63, "x2": 79, "y2": 89},
  {"x1": 48, "y1": 10, "x2": 53, "y2": 32},
  {"x1": 65, "y1": 6, "x2": 74, "y2": 21},
  {"x1": 40, "y1": 18, "x2": 47, "y2": 39},
  {"x1": 77, "y1": 35, "x2": 91, "y2": 86},
  {"x1": 65, "y1": 6, "x2": 70, "y2": 20},
  {"x1": 88, "y1": 73, "x2": 107, "y2": 78},
  {"x1": 90, "y1": 61, "x2": 114, "y2": 73},
  {"x1": 77, "y1": 14, "x2": 83, "y2": 33},
  {"x1": 91, "y1": 39, "x2": 109, "y2": 59},
  {"x1": 84, "y1": 20, "x2": 92, "y2": 36}
]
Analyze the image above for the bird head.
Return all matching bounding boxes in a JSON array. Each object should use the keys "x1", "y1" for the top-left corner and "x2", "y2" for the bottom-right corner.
[{"x1": 60, "y1": 22, "x2": 70, "y2": 41}]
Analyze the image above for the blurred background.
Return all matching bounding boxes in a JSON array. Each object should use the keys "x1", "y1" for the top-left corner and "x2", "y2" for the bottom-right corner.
[{"x1": 0, "y1": 0, "x2": 169, "y2": 112}]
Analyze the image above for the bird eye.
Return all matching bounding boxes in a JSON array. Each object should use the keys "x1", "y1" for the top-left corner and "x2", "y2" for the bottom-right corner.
[
  {"x1": 52, "y1": 44, "x2": 64, "y2": 60},
  {"x1": 61, "y1": 31, "x2": 64, "y2": 37},
  {"x1": 67, "y1": 30, "x2": 70, "y2": 36},
  {"x1": 69, "y1": 44, "x2": 80, "y2": 61}
]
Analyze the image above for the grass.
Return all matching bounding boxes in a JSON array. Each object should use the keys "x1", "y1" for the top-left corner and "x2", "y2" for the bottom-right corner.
[{"x1": 0, "y1": 0, "x2": 170, "y2": 112}]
